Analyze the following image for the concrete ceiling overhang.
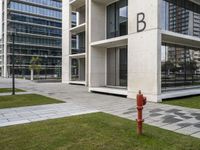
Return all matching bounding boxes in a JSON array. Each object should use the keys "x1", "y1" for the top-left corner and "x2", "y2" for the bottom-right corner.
[
  {"x1": 162, "y1": 30, "x2": 200, "y2": 49},
  {"x1": 70, "y1": 0, "x2": 85, "y2": 10},
  {"x1": 92, "y1": 0, "x2": 118, "y2": 5},
  {"x1": 69, "y1": 53, "x2": 86, "y2": 58},
  {"x1": 70, "y1": 23, "x2": 86, "y2": 34},
  {"x1": 91, "y1": 36, "x2": 128, "y2": 48}
]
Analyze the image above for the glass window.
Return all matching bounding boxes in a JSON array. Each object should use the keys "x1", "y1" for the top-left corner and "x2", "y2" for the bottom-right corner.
[
  {"x1": 161, "y1": 0, "x2": 200, "y2": 38},
  {"x1": 71, "y1": 58, "x2": 85, "y2": 81},
  {"x1": 10, "y1": 2, "x2": 62, "y2": 19},
  {"x1": 107, "y1": 46, "x2": 127, "y2": 87},
  {"x1": 107, "y1": 3, "x2": 117, "y2": 38},
  {"x1": 107, "y1": 0, "x2": 128, "y2": 39},
  {"x1": 119, "y1": 0, "x2": 128, "y2": 36},
  {"x1": 71, "y1": 32, "x2": 85, "y2": 54},
  {"x1": 161, "y1": 43, "x2": 200, "y2": 91}
]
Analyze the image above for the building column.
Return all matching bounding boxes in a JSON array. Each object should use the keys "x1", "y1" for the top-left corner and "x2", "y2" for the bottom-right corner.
[
  {"x1": 127, "y1": 0, "x2": 162, "y2": 102},
  {"x1": 62, "y1": 0, "x2": 71, "y2": 83},
  {"x1": 3, "y1": 0, "x2": 8, "y2": 77}
]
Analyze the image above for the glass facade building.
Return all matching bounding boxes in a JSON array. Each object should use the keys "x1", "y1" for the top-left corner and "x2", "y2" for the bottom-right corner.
[{"x1": 1, "y1": 0, "x2": 62, "y2": 78}]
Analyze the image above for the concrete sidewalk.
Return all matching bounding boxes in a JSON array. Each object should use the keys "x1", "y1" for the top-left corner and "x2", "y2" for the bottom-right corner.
[
  {"x1": 0, "y1": 92, "x2": 33, "y2": 96},
  {"x1": 0, "y1": 103, "x2": 98, "y2": 127},
  {"x1": 0, "y1": 77, "x2": 200, "y2": 139}
]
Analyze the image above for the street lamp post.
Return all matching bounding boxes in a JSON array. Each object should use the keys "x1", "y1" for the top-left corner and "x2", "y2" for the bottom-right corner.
[{"x1": 12, "y1": 32, "x2": 16, "y2": 95}]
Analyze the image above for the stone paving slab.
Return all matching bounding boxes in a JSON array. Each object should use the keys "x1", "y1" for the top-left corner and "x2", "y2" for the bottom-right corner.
[
  {"x1": 0, "y1": 103, "x2": 99, "y2": 128},
  {"x1": 176, "y1": 126, "x2": 200, "y2": 135}
]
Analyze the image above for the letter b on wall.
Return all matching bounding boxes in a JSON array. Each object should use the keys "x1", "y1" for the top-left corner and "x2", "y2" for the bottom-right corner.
[{"x1": 137, "y1": 13, "x2": 146, "y2": 32}]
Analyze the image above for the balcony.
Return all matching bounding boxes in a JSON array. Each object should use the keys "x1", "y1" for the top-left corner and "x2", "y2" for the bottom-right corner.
[
  {"x1": 162, "y1": 30, "x2": 200, "y2": 48},
  {"x1": 91, "y1": 35, "x2": 128, "y2": 48},
  {"x1": 71, "y1": 47, "x2": 85, "y2": 55},
  {"x1": 70, "y1": 23, "x2": 86, "y2": 34}
]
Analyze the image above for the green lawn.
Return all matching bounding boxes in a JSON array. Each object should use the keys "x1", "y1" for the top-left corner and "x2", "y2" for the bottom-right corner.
[
  {"x1": 0, "y1": 94, "x2": 63, "y2": 109},
  {"x1": 0, "y1": 113, "x2": 199, "y2": 150},
  {"x1": 0, "y1": 88, "x2": 25, "y2": 93},
  {"x1": 163, "y1": 95, "x2": 200, "y2": 109}
]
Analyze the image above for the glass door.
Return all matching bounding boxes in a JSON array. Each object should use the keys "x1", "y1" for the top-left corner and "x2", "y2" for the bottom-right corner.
[{"x1": 107, "y1": 46, "x2": 127, "y2": 87}]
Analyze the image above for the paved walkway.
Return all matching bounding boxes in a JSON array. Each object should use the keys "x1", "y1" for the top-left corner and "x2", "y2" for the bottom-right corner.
[
  {"x1": 0, "y1": 77, "x2": 200, "y2": 138},
  {"x1": 0, "y1": 92, "x2": 32, "y2": 96},
  {"x1": 0, "y1": 103, "x2": 98, "y2": 127}
]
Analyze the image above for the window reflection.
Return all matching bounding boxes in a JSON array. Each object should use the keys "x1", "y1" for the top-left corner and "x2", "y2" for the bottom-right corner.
[
  {"x1": 21, "y1": 0, "x2": 62, "y2": 9},
  {"x1": 161, "y1": 43, "x2": 200, "y2": 91},
  {"x1": 11, "y1": 13, "x2": 62, "y2": 28},
  {"x1": 71, "y1": 32, "x2": 85, "y2": 54},
  {"x1": 71, "y1": 58, "x2": 85, "y2": 81},
  {"x1": 161, "y1": 0, "x2": 200, "y2": 38},
  {"x1": 9, "y1": 1, "x2": 62, "y2": 19},
  {"x1": 107, "y1": 0, "x2": 128, "y2": 39},
  {"x1": 107, "y1": 46, "x2": 127, "y2": 87}
]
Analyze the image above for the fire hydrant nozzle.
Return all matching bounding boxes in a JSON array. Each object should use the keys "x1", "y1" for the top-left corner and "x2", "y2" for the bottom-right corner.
[{"x1": 136, "y1": 90, "x2": 147, "y2": 135}]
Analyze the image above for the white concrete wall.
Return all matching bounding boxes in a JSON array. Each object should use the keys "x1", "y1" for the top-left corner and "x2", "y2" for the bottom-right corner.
[
  {"x1": 127, "y1": 0, "x2": 161, "y2": 102},
  {"x1": 89, "y1": 46, "x2": 106, "y2": 87},
  {"x1": 62, "y1": 0, "x2": 71, "y2": 83},
  {"x1": 90, "y1": 1, "x2": 106, "y2": 42}
]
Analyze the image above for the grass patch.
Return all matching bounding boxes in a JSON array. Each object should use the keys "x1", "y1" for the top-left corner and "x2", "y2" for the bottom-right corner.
[
  {"x1": 0, "y1": 88, "x2": 25, "y2": 93},
  {"x1": 163, "y1": 95, "x2": 200, "y2": 109},
  {"x1": 0, "y1": 94, "x2": 63, "y2": 109},
  {"x1": 0, "y1": 112, "x2": 199, "y2": 150}
]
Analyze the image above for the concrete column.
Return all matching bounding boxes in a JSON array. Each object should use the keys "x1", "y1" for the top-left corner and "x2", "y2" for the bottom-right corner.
[
  {"x1": 3, "y1": 0, "x2": 8, "y2": 77},
  {"x1": 89, "y1": 1, "x2": 106, "y2": 42},
  {"x1": 127, "y1": 0, "x2": 162, "y2": 102},
  {"x1": 88, "y1": 0, "x2": 107, "y2": 88},
  {"x1": 85, "y1": 0, "x2": 89, "y2": 86},
  {"x1": 62, "y1": 0, "x2": 71, "y2": 83}
]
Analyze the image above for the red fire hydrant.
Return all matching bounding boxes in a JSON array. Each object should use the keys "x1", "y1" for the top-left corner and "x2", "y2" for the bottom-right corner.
[{"x1": 136, "y1": 90, "x2": 147, "y2": 135}]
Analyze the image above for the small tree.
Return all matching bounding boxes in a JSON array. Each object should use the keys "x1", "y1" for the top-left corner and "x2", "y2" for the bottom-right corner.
[{"x1": 29, "y1": 56, "x2": 41, "y2": 80}]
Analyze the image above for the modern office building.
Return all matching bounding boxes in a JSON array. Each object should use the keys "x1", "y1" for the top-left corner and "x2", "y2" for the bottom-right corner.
[
  {"x1": 62, "y1": 0, "x2": 200, "y2": 102},
  {"x1": 0, "y1": 0, "x2": 62, "y2": 79}
]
